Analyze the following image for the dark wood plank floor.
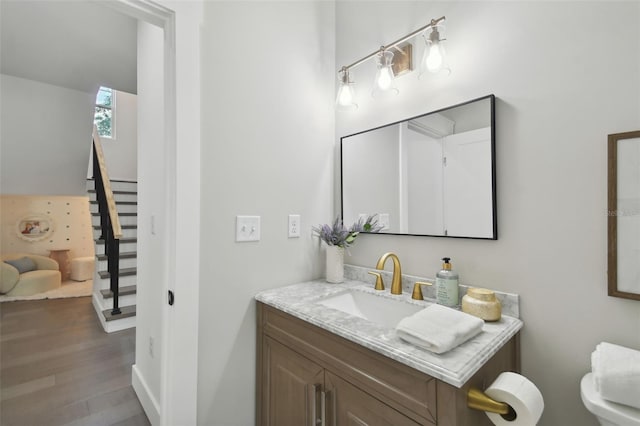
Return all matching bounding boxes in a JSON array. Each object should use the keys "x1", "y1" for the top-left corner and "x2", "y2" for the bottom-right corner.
[{"x1": 0, "y1": 297, "x2": 150, "y2": 426}]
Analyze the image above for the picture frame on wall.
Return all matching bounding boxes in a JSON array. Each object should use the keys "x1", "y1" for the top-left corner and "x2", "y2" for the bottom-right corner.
[{"x1": 16, "y1": 214, "x2": 54, "y2": 242}]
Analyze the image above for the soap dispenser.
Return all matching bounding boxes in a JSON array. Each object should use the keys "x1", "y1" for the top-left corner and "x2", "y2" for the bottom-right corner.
[{"x1": 435, "y1": 257, "x2": 459, "y2": 307}]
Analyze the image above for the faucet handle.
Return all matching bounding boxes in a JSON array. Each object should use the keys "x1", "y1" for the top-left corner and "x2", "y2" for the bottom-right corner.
[
  {"x1": 412, "y1": 281, "x2": 432, "y2": 300},
  {"x1": 368, "y1": 271, "x2": 385, "y2": 291}
]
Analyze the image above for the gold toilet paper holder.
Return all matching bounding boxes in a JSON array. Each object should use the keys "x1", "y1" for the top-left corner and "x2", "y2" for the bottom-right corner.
[{"x1": 467, "y1": 387, "x2": 517, "y2": 420}]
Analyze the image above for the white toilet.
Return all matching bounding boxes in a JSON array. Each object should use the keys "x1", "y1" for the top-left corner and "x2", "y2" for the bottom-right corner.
[{"x1": 581, "y1": 373, "x2": 640, "y2": 425}]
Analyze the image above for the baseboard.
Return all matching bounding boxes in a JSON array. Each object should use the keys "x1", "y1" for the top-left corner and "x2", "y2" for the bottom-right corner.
[{"x1": 132, "y1": 364, "x2": 161, "y2": 426}]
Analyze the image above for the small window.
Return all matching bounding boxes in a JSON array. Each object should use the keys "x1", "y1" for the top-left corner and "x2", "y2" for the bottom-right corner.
[{"x1": 94, "y1": 86, "x2": 115, "y2": 138}]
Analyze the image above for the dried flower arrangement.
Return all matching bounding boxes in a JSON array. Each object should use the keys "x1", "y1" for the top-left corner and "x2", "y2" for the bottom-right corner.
[{"x1": 312, "y1": 215, "x2": 383, "y2": 248}]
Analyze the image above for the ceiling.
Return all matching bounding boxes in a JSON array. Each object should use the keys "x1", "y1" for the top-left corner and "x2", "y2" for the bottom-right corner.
[{"x1": 1, "y1": 1, "x2": 137, "y2": 95}]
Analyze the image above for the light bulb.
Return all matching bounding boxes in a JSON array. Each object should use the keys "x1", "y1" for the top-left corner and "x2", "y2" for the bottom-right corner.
[
  {"x1": 337, "y1": 84, "x2": 355, "y2": 106},
  {"x1": 419, "y1": 25, "x2": 450, "y2": 79},
  {"x1": 372, "y1": 49, "x2": 398, "y2": 98},
  {"x1": 335, "y1": 68, "x2": 357, "y2": 111},
  {"x1": 376, "y1": 67, "x2": 393, "y2": 90},
  {"x1": 426, "y1": 42, "x2": 443, "y2": 73}
]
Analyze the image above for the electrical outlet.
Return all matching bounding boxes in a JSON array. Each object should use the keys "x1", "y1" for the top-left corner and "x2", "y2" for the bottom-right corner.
[
  {"x1": 149, "y1": 336, "x2": 154, "y2": 358},
  {"x1": 288, "y1": 214, "x2": 301, "y2": 238}
]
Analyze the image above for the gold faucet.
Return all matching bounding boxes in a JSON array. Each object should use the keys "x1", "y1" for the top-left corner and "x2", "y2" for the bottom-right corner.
[{"x1": 375, "y1": 252, "x2": 403, "y2": 295}]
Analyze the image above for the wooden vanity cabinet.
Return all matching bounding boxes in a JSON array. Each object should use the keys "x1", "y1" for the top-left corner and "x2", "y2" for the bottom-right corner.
[
  {"x1": 256, "y1": 302, "x2": 519, "y2": 426},
  {"x1": 326, "y1": 371, "x2": 423, "y2": 426}
]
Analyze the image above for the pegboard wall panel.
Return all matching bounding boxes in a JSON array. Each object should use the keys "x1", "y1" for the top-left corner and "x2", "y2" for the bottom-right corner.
[{"x1": 0, "y1": 195, "x2": 95, "y2": 260}]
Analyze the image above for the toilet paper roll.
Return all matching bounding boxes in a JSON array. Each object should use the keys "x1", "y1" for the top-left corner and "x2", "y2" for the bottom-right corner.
[{"x1": 484, "y1": 372, "x2": 544, "y2": 425}]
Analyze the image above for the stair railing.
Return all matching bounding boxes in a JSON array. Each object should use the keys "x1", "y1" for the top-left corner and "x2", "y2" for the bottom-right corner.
[{"x1": 92, "y1": 125, "x2": 123, "y2": 315}]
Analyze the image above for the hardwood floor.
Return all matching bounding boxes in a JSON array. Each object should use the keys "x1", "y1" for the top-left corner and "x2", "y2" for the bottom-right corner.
[{"x1": 0, "y1": 297, "x2": 149, "y2": 426}]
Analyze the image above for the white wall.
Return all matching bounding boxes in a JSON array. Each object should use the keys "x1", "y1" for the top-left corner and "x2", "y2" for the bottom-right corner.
[
  {"x1": 197, "y1": 2, "x2": 335, "y2": 424},
  {"x1": 336, "y1": 2, "x2": 640, "y2": 425},
  {"x1": 0, "y1": 74, "x2": 94, "y2": 195},
  {"x1": 92, "y1": 90, "x2": 138, "y2": 182}
]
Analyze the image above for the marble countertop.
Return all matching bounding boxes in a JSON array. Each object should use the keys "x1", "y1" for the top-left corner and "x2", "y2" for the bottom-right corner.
[{"x1": 255, "y1": 266, "x2": 523, "y2": 388}]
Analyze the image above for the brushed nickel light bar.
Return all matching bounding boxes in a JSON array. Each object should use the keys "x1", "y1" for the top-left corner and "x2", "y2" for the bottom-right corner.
[{"x1": 336, "y1": 16, "x2": 448, "y2": 110}]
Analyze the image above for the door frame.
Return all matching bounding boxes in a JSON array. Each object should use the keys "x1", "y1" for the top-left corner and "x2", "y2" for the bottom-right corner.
[{"x1": 106, "y1": 1, "x2": 201, "y2": 425}]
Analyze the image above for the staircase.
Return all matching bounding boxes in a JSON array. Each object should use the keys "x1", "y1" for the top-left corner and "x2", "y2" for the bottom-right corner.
[{"x1": 87, "y1": 179, "x2": 138, "y2": 333}]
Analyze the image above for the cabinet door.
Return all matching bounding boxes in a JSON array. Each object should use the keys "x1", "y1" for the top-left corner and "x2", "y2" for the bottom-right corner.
[
  {"x1": 325, "y1": 372, "x2": 423, "y2": 426},
  {"x1": 262, "y1": 337, "x2": 324, "y2": 426}
]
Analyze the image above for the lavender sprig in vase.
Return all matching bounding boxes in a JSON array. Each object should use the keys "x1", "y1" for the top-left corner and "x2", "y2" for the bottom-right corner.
[{"x1": 312, "y1": 215, "x2": 383, "y2": 283}]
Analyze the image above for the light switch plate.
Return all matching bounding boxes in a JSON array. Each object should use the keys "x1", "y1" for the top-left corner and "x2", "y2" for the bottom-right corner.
[{"x1": 236, "y1": 216, "x2": 261, "y2": 242}]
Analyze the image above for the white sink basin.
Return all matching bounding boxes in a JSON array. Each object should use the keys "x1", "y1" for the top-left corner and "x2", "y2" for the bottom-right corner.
[{"x1": 316, "y1": 290, "x2": 424, "y2": 328}]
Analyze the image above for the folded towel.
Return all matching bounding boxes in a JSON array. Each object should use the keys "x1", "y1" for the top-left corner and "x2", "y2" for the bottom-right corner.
[
  {"x1": 396, "y1": 304, "x2": 484, "y2": 354},
  {"x1": 591, "y1": 342, "x2": 640, "y2": 409}
]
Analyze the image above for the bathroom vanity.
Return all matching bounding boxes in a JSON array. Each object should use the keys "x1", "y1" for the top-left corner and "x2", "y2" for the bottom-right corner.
[{"x1": 255, "y1": 266, "x2": 522, "y2": 426}]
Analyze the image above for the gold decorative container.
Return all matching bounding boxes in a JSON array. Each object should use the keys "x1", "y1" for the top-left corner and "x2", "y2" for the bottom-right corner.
[{"x1": 461, "y1": 288, "x2": 501, "y2": 321}]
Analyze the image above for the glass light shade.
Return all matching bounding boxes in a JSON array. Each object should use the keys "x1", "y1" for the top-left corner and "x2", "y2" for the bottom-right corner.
[
  {"x1": 425, "y1": 42, "x2": 444, "y2": 72},
  {"x1": 372, "y1": 50, "x2": 399, "y2": 98},
  {"x1": 419, "y1": 25, "x2": 451, "y2": 78},
  {"x1": 336, "y1": 69, "x2": 358, "y2": 111}
]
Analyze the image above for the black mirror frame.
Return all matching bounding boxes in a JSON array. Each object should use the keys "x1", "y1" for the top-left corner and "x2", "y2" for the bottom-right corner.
[{"x1": 340, "y1": 94, "x2": 497, "y2": 240}]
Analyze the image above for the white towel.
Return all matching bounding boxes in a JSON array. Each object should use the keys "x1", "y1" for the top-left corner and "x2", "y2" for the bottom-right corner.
[
  {"x1": 591, "y1": 342, "x2": 640, "y2": 409},
  {"x1": 396, "y1": 304, "x2": 484, "y2": 354}
]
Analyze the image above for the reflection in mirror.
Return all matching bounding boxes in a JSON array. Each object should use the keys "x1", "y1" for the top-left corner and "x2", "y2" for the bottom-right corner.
[
  {"x1": 341, "y1": 95, "x2": 497, "y2": 239},
  {"x1": 608, "y1": 131, "x2": 640, "y2": 300}
]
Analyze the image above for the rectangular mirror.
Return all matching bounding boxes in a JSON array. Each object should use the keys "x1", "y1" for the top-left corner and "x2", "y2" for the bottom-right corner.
[
  {"x1": 341, "y1": 95, "x2": 497, "y2": 239},
  {"x1": 608, "y1": 130, "x2": 640, "y2": 300}
]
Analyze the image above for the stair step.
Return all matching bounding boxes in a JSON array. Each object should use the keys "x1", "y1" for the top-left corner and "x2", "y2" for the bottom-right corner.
[
  {"x1": 92, "y1": 215, "x2": 137, "y2": 227},
  {"x1": 87, "y1": 179, "x2": 137, "y2": 193},
  {"x1": 102, "y1": 305, "x2": 136, "y2": 322},
  {"x1": 100, "y1": 285, "x2": 137, "y2": 299},
  {"x1": 93, "y1": 225, "x2": 137, "y2": 230},
  {"x1": 92, "y1": 212, "x2": 137, "y2": 217},
  {"x1": 95, "y1": 237, "x2": 137, "y2": 244},
  {"x1": 97, "y1": 256, "x2": 136, "y2": 270},
  {"x1": 91, "y1": 206, "x2": 137, "y2": 216},
  {"x1": 88, "y1": 189, "x2": 137, "y2": 195},
  {"x1": 88, "y1": 190, "x2": 137, "y2": 203},
  {"x1": 96, "y1": 273, "x2": 137, "y2": 288},
  {"x1": 90, "y1": 200, "x2": 137, "y2": 206},
  {"x1": 94, "y1": 228, "x2": 137, "y2": 239},
  {"x1": 95, "y1": 241, "x2": 137, "y2": 255},
  {"x1": 98, "y1": 267, "x2": 137, "y2": 279},
  {"x1": 96, "y1": 252, "x2": 137, "y2": 261}
]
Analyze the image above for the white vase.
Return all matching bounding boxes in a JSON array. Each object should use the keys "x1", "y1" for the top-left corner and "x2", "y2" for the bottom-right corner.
[{"x1": 325, "y1": 245, "x2": 344, "y2": 283}]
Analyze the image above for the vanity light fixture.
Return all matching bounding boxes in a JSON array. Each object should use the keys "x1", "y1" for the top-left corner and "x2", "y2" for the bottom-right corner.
[{"x1": 336, "y1": 16, "x2": 448, "y2": 110}]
